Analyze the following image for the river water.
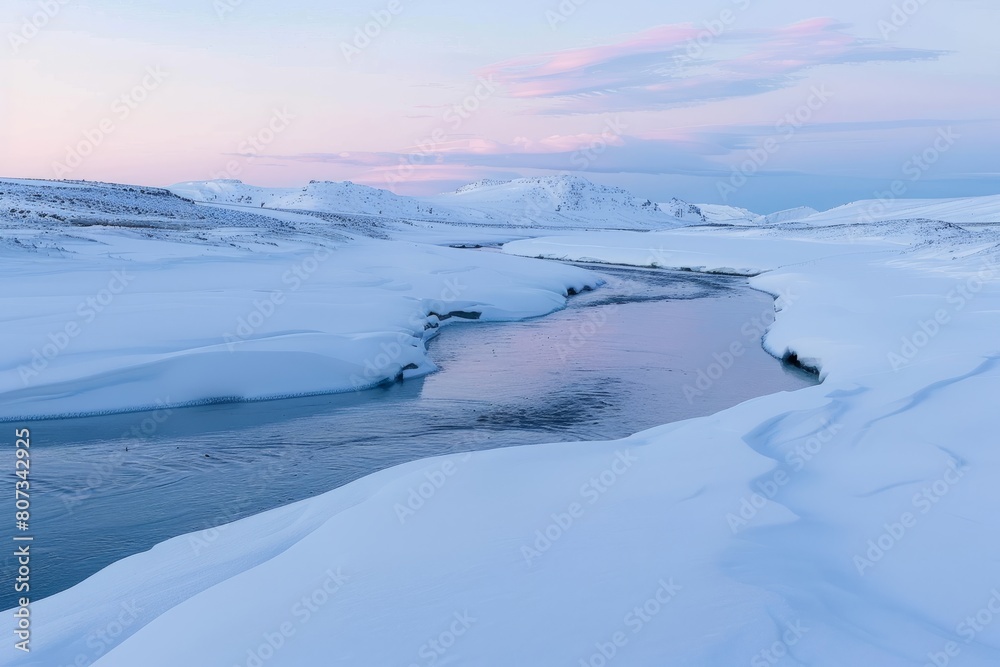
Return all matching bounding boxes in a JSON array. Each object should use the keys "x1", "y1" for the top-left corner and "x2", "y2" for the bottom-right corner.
[{"x1": 6, "y1": 265, "x2": 816, "y2": 608}]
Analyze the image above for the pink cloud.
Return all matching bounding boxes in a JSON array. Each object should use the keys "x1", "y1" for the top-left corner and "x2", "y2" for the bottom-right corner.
[
  {"x1": 480, "y1": 18, "x2": 945, "y2": 113},
  {"x1": 508, "y1": 23, "x2": 701, "y2": 76}
]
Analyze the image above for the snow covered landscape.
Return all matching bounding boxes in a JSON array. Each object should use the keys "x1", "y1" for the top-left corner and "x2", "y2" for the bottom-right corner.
[
  {"x1": 2, "y1": 174, "x2": 1000, "y2": 666},
  {"x1": 4, "y1": 0, "x2": 999, "y2": 665}
]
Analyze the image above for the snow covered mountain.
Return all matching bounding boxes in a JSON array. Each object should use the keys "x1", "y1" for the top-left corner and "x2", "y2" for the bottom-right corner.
[
  {"x1": 170, "y1": 179, "x2": 455, "y2": 221},
  {"x1": 663, "y1": 197, "x2": 709, "y2": 223},
  {"x1": 428, "y1": 175, "x2": 690, "y2": 229},
  {"x1": 171, "y1": 176, "x2": 701, "y2": 230}
]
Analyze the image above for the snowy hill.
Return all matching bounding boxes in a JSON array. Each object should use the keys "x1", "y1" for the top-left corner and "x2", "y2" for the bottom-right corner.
[
  {"x1": 695, "y1": 203, "x2": 759, "y2": 224},
  {"x1": 755, "y1": 206, "x2": 820, "y2": 225},
  {"x1": 170, "y1": 179, "x2": 455, "y2": 221},
  {"x1": 171, "y1": 177, "x2": 698, "y2": 231},
  {"x1": 429, "y1": 176, "x2": 689, "y2": 229},
  {"x1": 677, "y1": 204, "x2": 814, "y2": 227},
  {"x1": 796, "y1": 195, "x2": 1000, "y2": 226},
  {"x1": 0, "y1": 178, "x2": 287, "y2": 240},
  {"x1": 694, "y1": 196, "x2": 1000, "y2": 229},
  {"x1": 680, "y1": 196, "x2": 1000, "y2": 229},
  {"x1": 663, "y1": 198, "x2": 709, "y2": 224}
]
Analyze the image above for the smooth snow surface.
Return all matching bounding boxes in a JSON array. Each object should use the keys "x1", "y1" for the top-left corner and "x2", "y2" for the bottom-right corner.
[{"x1": 5, "y1": 183, "x2": 1000, "y2": 666}]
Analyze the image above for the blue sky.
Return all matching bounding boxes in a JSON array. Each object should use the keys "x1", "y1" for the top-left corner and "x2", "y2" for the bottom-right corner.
[{"x1": 1, "y1": 0, "x2": 997, "y2": 212}]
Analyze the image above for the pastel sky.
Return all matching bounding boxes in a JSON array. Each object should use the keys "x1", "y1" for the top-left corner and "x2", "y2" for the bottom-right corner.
[{"x1": 1, "y1": 0, "x2": 997, "y2": 212}]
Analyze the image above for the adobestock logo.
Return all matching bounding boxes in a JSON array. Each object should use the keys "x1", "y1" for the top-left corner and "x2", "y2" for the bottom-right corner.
[
  {"x1": 52, "y1": 67, "x2": 169, "y2": 179},
  {"x1": 8, "y1": 0, "x2": 72, "y2": 54},
  {"x1": 18, "y1": 270, "x2": 135, "y2": 385},
  {"x1": 340, "y1": 0, "x2": 412, "y2": 63}
]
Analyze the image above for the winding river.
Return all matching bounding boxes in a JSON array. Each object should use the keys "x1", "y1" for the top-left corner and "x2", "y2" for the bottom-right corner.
[{"x1": 5, "y1": 264, "x2": 816, "y2": 608}]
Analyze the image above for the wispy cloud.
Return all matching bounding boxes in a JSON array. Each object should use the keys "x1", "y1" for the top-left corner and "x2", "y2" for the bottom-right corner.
[
  {"x1": 265, "y1": 132, "x2": 727, "y2": 177},
  {"x1": 481, "y1": 18, "x2": 947, "y2": 114},
  {"x1": 267, "y1": 118, "x2": 970, "y2": 178}
]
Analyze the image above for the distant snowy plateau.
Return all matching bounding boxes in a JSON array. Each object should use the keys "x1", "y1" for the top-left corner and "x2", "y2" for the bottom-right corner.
[{"x1": 3, "y1": 175, "x2": 1000, "y2": 665}]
